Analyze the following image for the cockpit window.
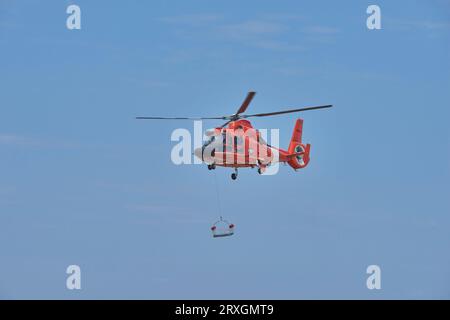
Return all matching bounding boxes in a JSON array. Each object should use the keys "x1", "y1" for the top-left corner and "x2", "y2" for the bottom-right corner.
[
  {"x1": 204, "y1": 135, "x2": 215, "y2": 147},
  {"x1": 236, "y1": 136, "x2": 244, "y2": 146},
  {"x1": 222, "y1": 132, "x2": 232, "y2": 152},
  {"x1": 258, "y1": 133, "x2": 267, "y2": 145}
]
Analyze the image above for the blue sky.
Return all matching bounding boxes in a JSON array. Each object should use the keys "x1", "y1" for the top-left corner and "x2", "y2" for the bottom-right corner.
[{"x1": 0, "y1": 0, "x2": 449, "y2": 299}]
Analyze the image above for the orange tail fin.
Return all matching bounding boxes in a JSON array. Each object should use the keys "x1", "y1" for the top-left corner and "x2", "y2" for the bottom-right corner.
[{"x1": 287, "y1": 119, "x2": 310, "y2": 169}]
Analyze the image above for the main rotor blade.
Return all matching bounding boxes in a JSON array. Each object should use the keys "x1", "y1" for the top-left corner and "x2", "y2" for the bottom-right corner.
[
  {"x1": 136, "y1": 116, "x2": 226, "y2": 120},
  {"x1": 242, "y1": 105, "x2": 333, "y2": 118},
  {"x1": 235, "y1": 91, "x2": 256, "y2": 115},
  {"x1": 219, "y1": 120, "x2": 232, "y2": 128}
]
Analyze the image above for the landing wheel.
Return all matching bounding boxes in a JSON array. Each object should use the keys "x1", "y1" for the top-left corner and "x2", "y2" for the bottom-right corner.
[
  {"x1": 208, "y1": 164, "x2": 216, "y2": 170},
  {"x1": 231, "y1": 168, "x2": 238, "y2": 180},
  {"x1": 258, "y1": 168, "x2": 263, "y2": 174}
]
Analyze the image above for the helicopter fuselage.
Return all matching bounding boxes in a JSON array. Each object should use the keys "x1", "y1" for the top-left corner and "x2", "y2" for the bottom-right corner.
[{"x1": 194, "y1": 119, "x2": 310, "y2": 175}]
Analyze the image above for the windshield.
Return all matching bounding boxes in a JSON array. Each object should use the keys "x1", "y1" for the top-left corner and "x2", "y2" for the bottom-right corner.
[
  {"x1": 203, "y1": 135, "x2": 215, "y2": 147},
  {"x1": 259, "y1": 133, "x2": 267, "y2": 145}
]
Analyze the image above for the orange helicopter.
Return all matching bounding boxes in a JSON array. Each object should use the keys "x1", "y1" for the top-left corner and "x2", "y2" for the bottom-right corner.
[{"x1": 137, "y1": 92, "x2": 332, "y2": 180}]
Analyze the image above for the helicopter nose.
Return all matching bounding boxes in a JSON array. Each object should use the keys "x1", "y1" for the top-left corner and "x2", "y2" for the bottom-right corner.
[{"x1": 194, "y1": 147, "x2": 203, "y2": 160}]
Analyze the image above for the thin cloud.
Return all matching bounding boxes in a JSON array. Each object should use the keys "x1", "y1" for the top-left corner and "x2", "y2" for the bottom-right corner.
[
  {"x1": 260, "y1": 13, "x2": 305, "y2": 22},
  {"x1": 158, "y1": 14, "x2": 339, "y2": 52},
  {"x1": 217, "y1": 20, "x2": 304, "y2": 51},
  {"x1": 0, "y1": 134, "x2": 82, "y2": 149},
  {"x1": 388, "y1": 18, "x2": 450, "y2": 31},
  {"x1": 0, "y1": 134, "x2": 36, "y2": 146},
  {"x1": 251, "y1": 40, "x2": 305, "y2": 52},
  {"x1": 157, "y1": 14, "x2": 221, "y2": 25},
  {"x1": 218, "y1": 20, "x2": 287, "y2": 39},
  {"x1": 302, "y1": 26, "x2": 340, "y2": 35}
]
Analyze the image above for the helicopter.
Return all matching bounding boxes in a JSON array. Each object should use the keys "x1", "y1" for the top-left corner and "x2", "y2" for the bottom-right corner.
[{"x1": 136, "y1": 92, "x2": 332, "y2": 180}]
